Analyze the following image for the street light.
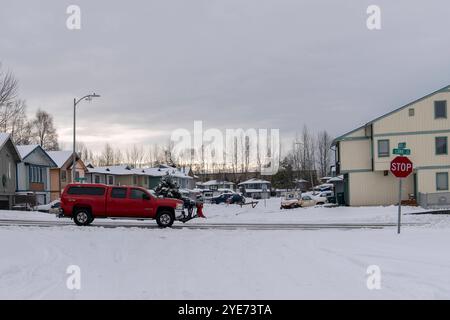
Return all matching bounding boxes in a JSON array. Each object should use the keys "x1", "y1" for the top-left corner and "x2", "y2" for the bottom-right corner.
[{"x1": 72, "y1": 93, "x2": 101, "y2": 182}]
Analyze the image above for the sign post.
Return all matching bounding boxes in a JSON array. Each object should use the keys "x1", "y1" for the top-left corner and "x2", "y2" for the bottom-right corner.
[{"x1": 390, "y1": 143, "x2": 413, "y2": 234}]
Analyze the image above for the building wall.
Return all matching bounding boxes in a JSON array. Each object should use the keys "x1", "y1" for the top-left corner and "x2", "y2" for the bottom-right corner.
[
  {"x1": 339, "y1": 139, "x2": 372, "y2": 172},
  {"x1": 417, "y1": 168, "x2": 450, "y2": 194},
  {"x1": 348, "y1": 171, "x2": 414, "y2": 206},
  {"x1": 373, "y1": 134, "x2": 450, "y2": 171},
  {"x1": 49, "y1": 168, "x2": 61, "y2": 201},
  {"x1": 373, "y1": 91, "x2": 450, "y2": 134},
  {"x1": 0, "y1": 144, "x2": 17, "y2": 196}
]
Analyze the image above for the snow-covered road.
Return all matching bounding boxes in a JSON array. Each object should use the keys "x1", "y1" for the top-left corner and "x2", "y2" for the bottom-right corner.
[{"x1": 1, "y1": 199, "x2": 450, "y2": 299}]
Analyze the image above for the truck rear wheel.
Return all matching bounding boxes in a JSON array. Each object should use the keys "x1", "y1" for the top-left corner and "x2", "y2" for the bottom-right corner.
[
  {"x1": 73, "y1": 208, "x2": 93, "y2": 226},
  {"x1": 156, "y1": 210, "x2": 174, "y2": 228}
]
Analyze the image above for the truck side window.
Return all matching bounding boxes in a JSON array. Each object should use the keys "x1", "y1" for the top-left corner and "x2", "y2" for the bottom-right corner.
[
  {"x1": 111, "y1": 188, "x2": 127, "y2": 199},
  {"x1": 130, "y1": 189, "x2": 146, "y2": 200}
]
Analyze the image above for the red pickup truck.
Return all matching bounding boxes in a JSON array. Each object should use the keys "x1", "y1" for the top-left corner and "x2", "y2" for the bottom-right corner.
[{"x1": 60, "y1": 183, "x2": 185, "y2": 228}]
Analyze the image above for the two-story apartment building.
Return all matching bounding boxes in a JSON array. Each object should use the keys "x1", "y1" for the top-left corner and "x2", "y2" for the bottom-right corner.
[{"x1": 333, "y1": 85, "x2": 450, "y2": 208}]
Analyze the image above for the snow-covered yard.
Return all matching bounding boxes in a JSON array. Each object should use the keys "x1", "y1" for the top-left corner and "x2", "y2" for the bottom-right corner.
[{"x1": 1, "y1": 198, "x2": 450, "y2": 299}]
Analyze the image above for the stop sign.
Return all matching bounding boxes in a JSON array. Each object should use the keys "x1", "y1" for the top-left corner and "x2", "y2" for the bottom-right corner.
[{"x1": 390, "y1": 156, "x2": 413, "y2": 178}]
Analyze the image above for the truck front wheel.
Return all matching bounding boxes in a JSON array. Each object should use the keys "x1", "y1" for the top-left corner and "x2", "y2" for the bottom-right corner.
[
  {"x1": 73, "y1": 209, "x2": 93, "y2": 226},
  {"x1": 156, "y1": 210, "x2": 174, "y2": 228}
]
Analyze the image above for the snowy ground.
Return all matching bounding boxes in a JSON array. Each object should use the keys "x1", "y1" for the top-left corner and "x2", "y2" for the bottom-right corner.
[{"x1": 1, "y1": 198, "x2": 450, "y2": 299}]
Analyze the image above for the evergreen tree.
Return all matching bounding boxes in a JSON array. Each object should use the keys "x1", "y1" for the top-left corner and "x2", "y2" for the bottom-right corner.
[{"x1": 154, "y1": 174, "x2": 182, "y2": 199}]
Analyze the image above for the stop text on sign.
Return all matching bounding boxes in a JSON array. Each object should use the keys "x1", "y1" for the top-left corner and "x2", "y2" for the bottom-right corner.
[{"x1": 390, "y1": 162, "x2": 412, "y2": 172}]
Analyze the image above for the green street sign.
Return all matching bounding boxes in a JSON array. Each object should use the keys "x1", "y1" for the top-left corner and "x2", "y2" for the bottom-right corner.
[
  {"x1": 393, "y1": 148, "x2": 411, "y2": 155},
  {"x1": 398, "y1": 142, "x2": 407, "y2": 149},
  {"x1": 75, "y1": 177, "x2": 87, "y2": 182}
]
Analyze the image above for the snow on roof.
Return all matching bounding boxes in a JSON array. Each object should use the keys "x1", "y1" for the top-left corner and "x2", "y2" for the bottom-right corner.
[
  {"x1": 87, "y1": 164, "x2": 192, "y2": 179},
  {"x1": 327, "y1": 175, "x2": 344, "y2": 182},
  {"x1": 0, "y1": 133, "x2": 21, "y2": 161},
  {"x1": 0, "y1": 133, "x2": 10, "y2": 149},
  {"x1": 87, "y1": 165, "x2": 144, "y2": 176},
  {"x1": 47, "y1": 151, "x2": 74, "y2": 168},
  {"x1": 16, "y1": 145, "x2": 40, "y2": 159},
  {"x1": 238, "y1": 178, "x2": 271, "y2": 185},
  {"x1": 202, "y1": 180, "x2": 234, "y2": 186}
]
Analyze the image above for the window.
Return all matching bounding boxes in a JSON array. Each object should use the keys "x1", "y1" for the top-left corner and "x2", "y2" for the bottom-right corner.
[
  {"x1": 408, "y1": 108, "x2": 415, "y2": 116},
  {"x1": 133, "y1": 175, "x2": 137, "y2": 185},
  {"x1": 67, "y1": 186, "x2": 105, "y2": 196},
  {"x1": 107, "y1": 175, "x2": 114, "y2": 185},
  {"x1": 377, "y1": 140, "x2": 390, "y2": 157},
  {"x1": 435, "y1": 137, "x2": 448, "y2": 155},
  {"x1": 61, "y1": 170, "x2": 67, "y2": 182},
  {"x1": 75, "y1": 171, "x2": 80, "y2": 180},
  {"x1": 111, "y1": 187, "x2": 127, "y2": 199},
  {"x1": 436, "y1": 172, "x2": 449, "y2": 191},
  {"x1": 435, "y1": 101, "x2": 447, "y2": 119},
  {"x1": 94, "y1": 175, "x2": 100, "y2": 183},
  {"x1": 29, "y1": 166, "x2": 44, "y2": 183},
  {"x1": 130, "y1": 188, "x2": 147, "y2": 200}
]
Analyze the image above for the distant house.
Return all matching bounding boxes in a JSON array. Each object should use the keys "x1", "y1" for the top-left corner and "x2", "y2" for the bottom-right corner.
[
  {"x1": 197, "y1": 180, "x2": 235, "y2": 191},
  {"x1": 47, "y1": 151, "x2": 88, "y2": 201},
  {"x1": 145, "y1": 165, "x2": 194, "y2": 190},
  {"x1": 238, "y1": 178, "x2": 271, "y2": 199},
  {"x1": 0, "y1": 133, "x2": 21, "y2": 209},
  {"x1": 85, "y1": 164, "x2": 194, "y2": 190},
  {"x1": 86, "y1": 165, "x2": 149, "y2": 188},
  {"x1": 16, "y1": 145, "x2": 57, "y2": 205}
]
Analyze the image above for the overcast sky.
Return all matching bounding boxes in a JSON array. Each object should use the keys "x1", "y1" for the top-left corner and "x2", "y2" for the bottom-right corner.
[{"x1": 1, "y1": 0, "x2": 450, "y2": 153}]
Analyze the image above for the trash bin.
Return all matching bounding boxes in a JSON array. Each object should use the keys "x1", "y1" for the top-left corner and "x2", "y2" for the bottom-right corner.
[{"x1": 337, "y1": 192, "x2": 345, "y2": 205}]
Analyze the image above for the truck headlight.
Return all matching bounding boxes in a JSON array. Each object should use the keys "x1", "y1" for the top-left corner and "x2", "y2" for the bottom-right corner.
[{"x1": 176, "y1": 203, "x2": 184, "y2": 210}]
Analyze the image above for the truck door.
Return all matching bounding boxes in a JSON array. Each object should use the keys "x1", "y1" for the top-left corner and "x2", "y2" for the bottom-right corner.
[
  {"x1": 128, "y1": 188, "x2": 154, "y2": 217},
  {"x1": 108, "y1": 187, "x2": 130, "y2": 217}
]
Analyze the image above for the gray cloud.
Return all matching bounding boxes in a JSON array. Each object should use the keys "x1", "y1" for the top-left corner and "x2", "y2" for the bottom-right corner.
[{"x1": 1, "y1": 0, "x2": 450, "y2": 152}]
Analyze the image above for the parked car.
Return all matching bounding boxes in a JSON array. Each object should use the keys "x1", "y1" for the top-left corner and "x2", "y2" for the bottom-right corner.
[
  {"x1": 300, "y1": 194, "x2": 327, "y2": 207},
  {"x1": 34, "y1": 199, "x2": 61, "y2": 213},
  {"x1": 211, "y1": 193, "x2": 234, "y2": 204},
  {"x1": 60, "y1": 183, "x2": 185, "y2": 228},
  {"x1": 227, "y1": 194, "x2": 245, "y2": 204},
  {"x1": 280, "y1": 192, "x2": 302, "y2": 209}
]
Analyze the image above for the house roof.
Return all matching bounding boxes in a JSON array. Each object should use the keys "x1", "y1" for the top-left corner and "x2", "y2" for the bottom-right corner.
[
  {"x1": 16, "y1": 145, "x2": 58, "y2": 167},
  {"x1": 16, "y1": 145, "x2": 40, "y2": 159},
  {"x1": 87, "y1": 164, "x2": 193, "y2": 179},
  {"x1": 332, "y1": 84, "x2": 450, "y2": 145},
  {"x1": 0, "y1": 132, "x2": 21, "y2": 162},
  {"x1": 238, "y1": 178, "x2": 271, "y2": 185},
  {"x1": 47, "y1": 151, "x2": 78, "y2": 168},
  {"x1": 201, "y1": 180, "x2": 234, "y2": 186},
  {"x1": 87, "y1": 165, "x2": 145, "y2": 176}
]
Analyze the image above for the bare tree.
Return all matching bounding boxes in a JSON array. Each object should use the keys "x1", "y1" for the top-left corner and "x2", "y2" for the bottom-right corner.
[
  {"x1": 99, "y1": 143, "x2": 115, "y2": 166},
  {"x1": 317, "y1": 130, "x2": 332, "y2": 178},
  {"x1": 76, "y1": 141, "x2": 94, "y2": 164},
  {"x1": 126, "y1": 144, "x2": 145, "y2": 168},
  {"x1": 0, "y1": 63, "x2": 18, "y2": 107},
  {"x1": 30, "y1": 109, "x2": 59, "y2": 150}
]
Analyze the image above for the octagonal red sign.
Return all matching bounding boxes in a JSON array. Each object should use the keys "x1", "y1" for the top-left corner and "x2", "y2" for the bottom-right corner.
[{"x1": 390, "y1": 156, "x2": 413, "y2": 178}]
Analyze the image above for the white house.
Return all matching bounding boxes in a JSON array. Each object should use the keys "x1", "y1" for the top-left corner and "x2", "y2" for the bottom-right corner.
[
  {"x1": 333, "y1": 85, "x2": 450, "y2": 208},
  {"x1": 197, "y1": 180, "x2": 235, "y2": 191},
  {"x1": 238, "y1": 178, "x2": 271, "y2": 199}
]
